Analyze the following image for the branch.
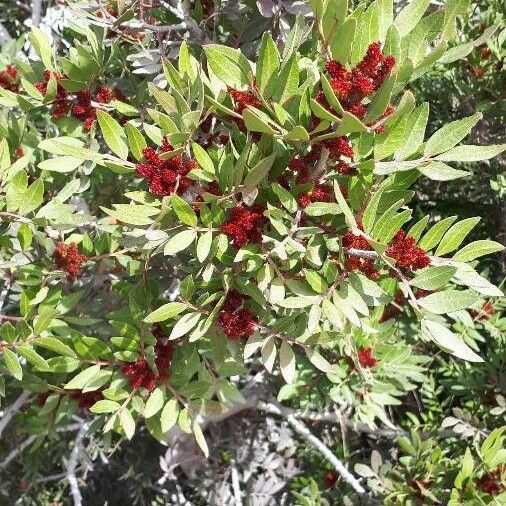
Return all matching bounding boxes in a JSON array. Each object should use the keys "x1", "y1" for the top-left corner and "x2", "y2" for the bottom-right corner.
[
  {"x1": 0, "y1": 22, "x2": 11, "y2": 44},
  {"x1": 0, "y1": 390, "x2": 31, "y2": 438},
  {"x1": 230, "y1": 459, "x2": 243, "y2": 506},
  {"x1": 0, "y1": 435, "x2": 37, "y2": 470},
  {"x1": 66, "y1": 422, "x2": 89, "y2": 506},
  {"x1": 310, "y1": 147, "x2": 330, "y2": 181},
  {"x1": 262, "y1": 402, "x2": 366, "y2": 495}
]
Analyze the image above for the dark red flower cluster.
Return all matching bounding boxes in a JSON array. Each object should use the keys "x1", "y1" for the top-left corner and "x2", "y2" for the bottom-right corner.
[
  {"x1": 34, "y1": 71, "x2": 71, "y2": 119},
  {"x1": 34, "y1": 71, "x2": 118, "y2": 129},
  {"x1": 227, "y1": 86, "x2": 262, "y2": 136},
  {"x1": 470, "y1": 301, "x2": 496, "y2": 320},
  {"x1": 342, "y1": 231, "x2": 380, "y2": 280},
  {"x1": 298, "y1": 184, "x2": 333, "y2": 208},
  {"x1": 320, "y1": 42, "x2": 395, "y2": 120},
  {"x1": 385, "y1": 230, "x2": 430, "y2": 271},
  {"x1": 0, "y1": 64, "x2": 19, "y2": 92},
  {"x1": 218, "y1": 290, "x2": 257, "y2": 340},
  {"x1": 70, "y1": 389, "x2": 103, "y2": 409},
  {"x1": 286, "y1": 148, "x2": 322, "y2": 185},
  {"x1": 379, "y1": 288, "x2": 429, "y2": 322},
  {"x1": 135, "y1": 140, "x2": 198, "y2": 196},
  {"x1": 476, "y1": 468, "x2": 505, "y2": 496},
  {"x1": 121, "y1": 325, "x2": 174, "y2": 391},
  {"x1": 220, "y1": 204, "x2": 265, "y2": 248},
  {"x1": 95, "y1": 5, "x2": 117, "y2": 17},
  {"x1": 54, "y1": 242, "x2": 87, "y2": 281},
  {"x1": 357, "y1": 347, "x2": 378, "y2": 368},
  {"x1": 324, "y1": 136, "x2": 354, "y2": 161},
  {"x1": 15, "y1": 146, "x2": 24, "y2": 159},
  {"x1": 228, "y1": 87, "x2": 261, "y2": 114},
  {"x1": 324, "y1": 470, "x2": 338, "y2": 488}
]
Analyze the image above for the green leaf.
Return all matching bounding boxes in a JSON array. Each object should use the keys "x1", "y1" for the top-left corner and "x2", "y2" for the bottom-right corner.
[
  {"x1": 418, "y1": 216, "x2": 457, "y2": 251},
  {"x1": 191, "y1": 142, "x2": 214, "y2": 175},
  {"x1": 407, "y1": 215, "x2": 429, "y2": 242},
  {"x1": 64, "y1": 364, "x2": 101, "y2": 389},
  {"x1": 17, "y1": 345, "x2": 50, "y2": 370},
  {"x1": 304, "y1": 202, "x2": 341, "y2": 217},
  {"x1": 305, "y1": 348, "x2": 338, "y2": 374},
  {"x1": 160, "y1": 398, "x2": 180, "y2": 432},
  {"x1": 2, "y1": 349, "x2": 22, "y2": 380},
  {"x1": 424, "y1": 113, "x2": 482, "y2": 157},
  {"x1": 409, "y1": 266, "x2": 457, "y2": 290},
  {"x1": 30, "y1": 286, "x2": 49, "y2": 306},
  {"x1": 272, "y1": 183, "x2": 297, "y2": 213},
  {"x1": 204, "y1": 44, "x2": 251, "y2": 88},
  {"x1": 435, "y1": 217, "x2": 481, "y2": 256},
  {"x1": 242, "y1": 108, "x2": 277, "y2": 136},
  {"x1": 419, "y1": 162, "x2": 471, "y2": 181},
  {"x1": 244, "y1": 153, "x2": 276, "y2": 188},
  {"x1": 193, "y1": 420, "x2": 209, "y2": 458},
  {"x1": 18, "y1": 179, "x2": 44, "y2": 216},
  {"x1": 144, "y1": 386, "x2": 165, "y2": 418},
  {"x1": 321, "y1": 74, "x2": 345, "y2": 115},
  {"x1": 38, "y1": 156, "x2": 84, "y2": 173},
  {"x1": 365, "y1": 71, "x2": 396, "y2": 122},
  {"x1": 144, "y1": 302, "x2": 187, "y2": 323},
  {"x1": 38, "y1": 137, "x2": 104, "y2": 163},
  {"x1": 169, "y1": 312, "x2": 201, "y2": 340},
  {"x1": 90, "y1": 399, "x2": 121, "y2": 413},
  {"x1": 125, "y1": 122, "x2": 147, "y2": 161},
  {"x1": 453, "y1": 240, "x2": 504, "y2": 262},
  {"x1": 164, "y1": 229, "x2": 197, "y2": 255},
  {"x1": 279, "y1": 340, "x2": 296, "y2": 384},
  {"x1": 257, "y1": 33, "x2": 280, "y2": 98},
  {"x1": 196, "y1": 230, "x2": 213, "y2": 263},
  {"x1": 120, "y1": 408, "x2": 136, "y2": 439},
  {"x1": 101, "y1": 205, "x2": 157, "y2": 226},
  {"x1": 394, "y1": 103, "x2": 429, "y2": 161},
  {"x1": 330, "y1": 17, "x2": 356, "y2": 64},
  {"x1": 171, "y1": 195, "x2": 198, "y2": 227},
  {"x1": 418, "y1": 290, "x2": 480, "y2": 314},
  {"x1": 434, "y1": 144, "x2": 506, "y2": 162},
  {"x1": 34, "y1": 336, "x2": 77, "y2": 357},
  {"x1": 336, "y1": 111, "x2": 368, "y2": 135},
  {"x1": 394, "y1": 0, "x2": 430, "y2": 37},
  {"x1": 96, "y1": 110, "x2": 129, "y2": 160},
  {"x1": 29, "y1": 27, "x2": 54, "y2": 70},
  {"x1": 421, "y1": 319, "x2": 483, "y2": 362}
]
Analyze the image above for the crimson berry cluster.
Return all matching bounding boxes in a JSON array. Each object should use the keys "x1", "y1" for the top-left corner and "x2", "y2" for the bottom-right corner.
[
  {"x1": 476, "y1": 468, "x2": 505, "y2": 496},
  {"x1": 121, "y1": 324, "x2": 174, "y2": 392},
  {"x1": 217, "y1": 290, "x2": 257, "y2": 340},
  {"x1": 0, "y1": 64, "x2": 19, "y2": 92},
  {"x1": 319, "y1": 42, "x2": 395, "y2": 123},
  {"x1": 220, "y1": 204, "x2": 266, "y2": 249},
  {"x1": 357, "y1": 347, "x2": 379, "y2": 368},
  {"x1": 385, "y1": 230, "x2": 431, "y2": 271},
  {"x1": 53, "y1": 242, "x2": 87, "y2": 281},
  {"x1": 135, "y1": 139, "x2": 198, "y2": 196},
  {"x1": 34, "y1": 71, "x2": 119, "y2": 129}
]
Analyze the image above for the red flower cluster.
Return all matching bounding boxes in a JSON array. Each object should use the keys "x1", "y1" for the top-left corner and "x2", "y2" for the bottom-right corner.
[
  {"x1": 34, "y1": 71, "x2": 117, "y2": 129},
  {"x1": 324, "y1": 470, "x2": 338, "y2": 488},
  {"x1": 135, "y1": 140, "x2": 198, "y2": 196},
  {"x1": 54, "y1": 242, "x2": 87, "y2": 281},
  {"x1": 220, "y1": 204, "x2": 265, "y2": 248},
  {"x1": 70, "y1": 389, "x2": 103, "y2": 409},
  {"x1": 321, "y1": 42, "x2": 395, "y2": 120},
  {"x1": 325, "y1": 136, "x2": 354, "y2": 161},
  {"x1": 228, "y1": 87, "x2": 261, "y2": 114},
  {"x1": 476, "y1": 468, "x2": 505, "y2": 496},
  {"x1": 0, "y1": 64, "x2": 19, "y2": 92},
  {"x1": 34, "y1": 71, "x2": 71, "y2": 119},
  {"x1": 286, "y1": 148, "x2": 321, "y2": 184},
  {"x1": 227, "y1": 86, "x2": 262, "y2": 135},
  {"x1": 357, "y1": 347, "x2": 378, "y2": 368},
  {"x1": 298, "y1": 184, "x2": 333, "y2": 208},
  {"x1": 218, "y1": 290, "x2": 257, "y2": 340},
  {"x1": 385, "y1": 230, "x2": 430, "y2": 271},
  {"x1": 342, "y1": 231, "x2": 380, "y2": 280},
  {"x1": 121, "y1": 324, "x2": 174, "y2": 391}
]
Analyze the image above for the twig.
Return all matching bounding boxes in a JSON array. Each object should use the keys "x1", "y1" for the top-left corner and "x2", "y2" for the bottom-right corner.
[
  {"x1": 66, "y1": 422, "x2": 89, "y2": 506},
  {"x1": 31, "y1": 0, "x2": 42, "y2": 27},
  {"x1": 0, "y1": 22, "x2": 11, "y2": 44},
  {"x1": 265, "y1": 403, "x2": 366, "y2": 495},
  {"x1": 0, "y1": 390, "x2": 31, "y2": 438},
  {"x1": 0, "y1": 435, "x2": 37, "y2": 470},
  {"x1": 310, "y1": 147, "x2": 330, "y2": 181},
  {"x1": 230, "y1": 459, "x2": 242, "y2": 506}
]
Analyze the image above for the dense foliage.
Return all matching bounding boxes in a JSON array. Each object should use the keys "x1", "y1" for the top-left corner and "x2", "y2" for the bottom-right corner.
[{"x1": 0, "y1": 0, "x2": 504, "y2": 504}]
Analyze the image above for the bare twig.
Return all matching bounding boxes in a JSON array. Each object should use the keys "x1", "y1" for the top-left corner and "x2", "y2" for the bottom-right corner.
[
  {"x1": 66, "y1": 422, "x2": 89, "y2": 506},
  {"x1": 0, "y1": 435, "x2": 37, "y2": 470},
  {"x1": 310, "y1": 147, "x2": 330, "y2": 181},
  {"x1": 0, "y1": 390, "x2": 31, "y2": 439},
  {"x1": 262, "y1": 402, "x2": 366, "y2": 495},
  {"x1": 230, "y1": 459, "x2": 243, "y2": 506}
]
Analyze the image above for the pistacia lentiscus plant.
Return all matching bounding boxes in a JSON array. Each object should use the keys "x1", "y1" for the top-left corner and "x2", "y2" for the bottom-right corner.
[{"x1": 0, "y1": 0, "x2": 505, "y2": 481}]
